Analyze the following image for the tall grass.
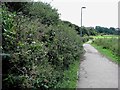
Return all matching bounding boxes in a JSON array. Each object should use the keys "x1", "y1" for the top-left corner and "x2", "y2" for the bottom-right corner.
[{"x1": 92, "y1": 37, "x2": 120, "y2": 63}]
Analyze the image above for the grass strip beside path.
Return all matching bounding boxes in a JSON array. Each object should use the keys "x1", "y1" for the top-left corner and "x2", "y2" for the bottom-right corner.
[
  {"x1": 56, "y1": 60, "x2": 80, "y2": 88},
  {"x1": 91, "y1": 44, "x2": 119, "y2": 63}
]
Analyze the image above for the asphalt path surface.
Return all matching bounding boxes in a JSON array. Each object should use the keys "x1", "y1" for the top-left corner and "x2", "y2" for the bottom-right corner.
[{"x1": 77, "y1": 44, "x2": 118, "y2": 88}]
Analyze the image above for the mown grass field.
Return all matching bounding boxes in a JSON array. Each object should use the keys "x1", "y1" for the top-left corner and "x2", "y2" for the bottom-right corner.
[
  {"x1": 91, "y1": 35, "x2": 120, "y2": 63},
  {"x1": 91, "y1": 35, "x2": 118, "y2": 39}
]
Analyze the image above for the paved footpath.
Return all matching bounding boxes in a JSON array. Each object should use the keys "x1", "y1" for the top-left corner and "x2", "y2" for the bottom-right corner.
[{"x1": 77, "y1": 44, "x2": 118, "y2": 88}]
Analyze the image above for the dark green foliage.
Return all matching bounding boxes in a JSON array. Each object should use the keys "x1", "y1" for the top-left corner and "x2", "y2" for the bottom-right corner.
[
  {"x1": 4, "y1": 2, "x2": 27, "y2": 12},
  {"x1": 63, "y1": 21, "x2": 97, "y2": 36},
  {"x1": 95, "y1": 26, "x2": 119, "y2": 35},
  {"x1": 81, "y1": 27, "x2": 97, "y2": 36},
  {"x1": 57, "y1": 20, "x2": 119, "y2": 37},
  {"x1": 2, "y1": 2, "x2": 83, "y2": 89},
  {"x1": 25, "y1": 2, "x2": 59, "y2": 26},
  {"x1": 5, "y1": 2, "x2": 59, "y2": 26}
]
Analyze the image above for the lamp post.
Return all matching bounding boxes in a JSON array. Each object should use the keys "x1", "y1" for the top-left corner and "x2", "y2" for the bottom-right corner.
[{"x1": 81, "y1": 7, "x2": 86, "y2": 37}]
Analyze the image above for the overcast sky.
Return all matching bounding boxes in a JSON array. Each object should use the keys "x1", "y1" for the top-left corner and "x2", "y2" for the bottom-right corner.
[{"x1": 35, "y1": 0, "x2": 119, "y2": 28}]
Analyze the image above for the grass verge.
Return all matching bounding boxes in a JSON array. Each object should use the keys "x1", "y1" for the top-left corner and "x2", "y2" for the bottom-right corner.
[
  {"x1": 56, "y1": 60, "x2": 80, "y2": 88},
  {"x1": 91, "y1": 44, "x2": 119, "y2": 63}
]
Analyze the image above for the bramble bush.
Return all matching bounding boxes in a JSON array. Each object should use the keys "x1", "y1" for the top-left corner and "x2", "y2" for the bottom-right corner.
[{"x1": 2, "y1": 2, "x2": 83, "y2": 89}]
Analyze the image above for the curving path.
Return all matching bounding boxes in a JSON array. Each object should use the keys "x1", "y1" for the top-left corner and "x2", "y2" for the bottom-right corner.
[{"x1": 77, "y1": 44, "x2": 118, "y2": 88}]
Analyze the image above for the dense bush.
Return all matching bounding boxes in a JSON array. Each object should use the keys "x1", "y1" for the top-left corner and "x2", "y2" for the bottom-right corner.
[
  {"x1": 2, "y1": 2, "x2": 83, "y2": 89},
  {"x1": 4, "y1": 2, "x2": 27, "y2": 12},
  {"x1": 25, "y1": 2, "x2": 59, "y2": 26}
]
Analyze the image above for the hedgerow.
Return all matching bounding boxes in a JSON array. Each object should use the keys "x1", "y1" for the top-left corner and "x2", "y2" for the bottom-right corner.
[{"x1": 2, "y1": 2, "x2": 83, "y2": 89}]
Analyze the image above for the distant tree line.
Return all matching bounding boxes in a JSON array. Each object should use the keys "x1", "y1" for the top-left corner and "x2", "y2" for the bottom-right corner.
[
  {"x1": 63, "y1": 21, "x2": 120, "y2": 36},
  {"x1": 95, "y1": 26, "x2": 119, "y2": 35}
]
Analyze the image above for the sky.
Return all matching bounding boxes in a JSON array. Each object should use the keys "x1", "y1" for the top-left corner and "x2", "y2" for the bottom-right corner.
[{"x1": 34, "y1": 0, "x2": 119, "y2": 28}]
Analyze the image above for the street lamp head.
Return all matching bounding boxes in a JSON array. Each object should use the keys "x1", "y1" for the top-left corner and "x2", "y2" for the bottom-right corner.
[{"x1": 82, "y1": 7, "x2": 86, "y2": 8}]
